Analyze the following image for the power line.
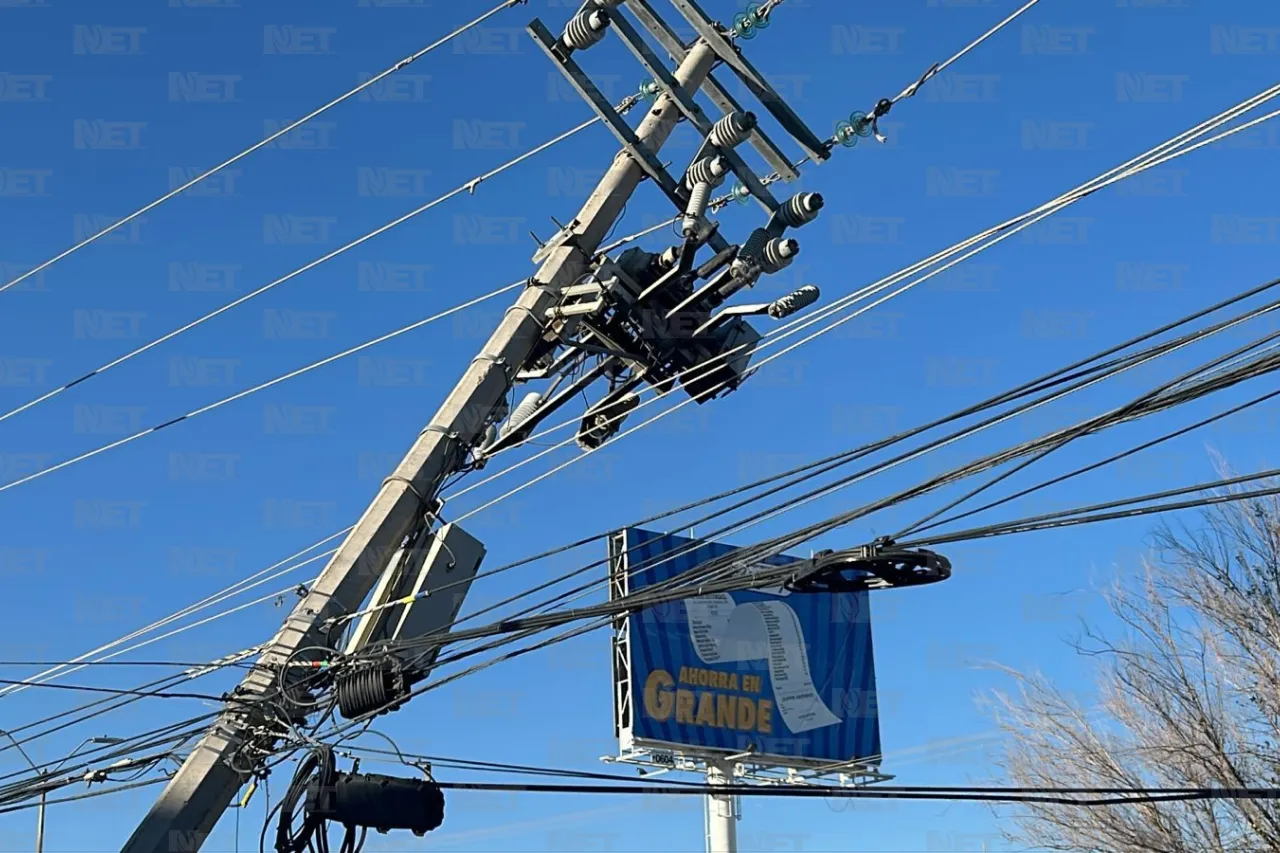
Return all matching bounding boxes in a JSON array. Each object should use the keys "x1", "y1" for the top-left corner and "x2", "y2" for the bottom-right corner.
[
  {"x1": 430, "y1": 781, "x2": 1280, "y2": 808},
  {"x1": 379, "y1": 272, "x2": 1280, "y2": 606},
  {"x1": 0, "y1": 110, "x2": 603, "y2": 429},
  {"x1": 899, "y1": 466, "x2": 1280, "y2": 549},
  {"x1": 8, "y1": 30, "x2": 1270, "y2": 513},
  {"x1": 0, "y1": 283, "x2": 521, "y2": 493},
  {"x1": 891, "y1": 320, "x2": 1280, "y2": 539},
  {"x1": 0, "y1": 0, "x2": 526, "y2": 298},
  {"x1": 337, "y1": 273, "x2": 1280, "y2": 665},
  {"x1": 441, "y1": 90, "x2": 1280, "y2": 519}
]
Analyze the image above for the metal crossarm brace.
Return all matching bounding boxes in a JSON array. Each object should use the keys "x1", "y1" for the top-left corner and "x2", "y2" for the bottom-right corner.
[
  {"x1": 481, "y1": 355, "x2": 620, "y2": 456},
  {"x1": 529, "y1": 21, "x2": 685, "y2": 211},
  {"x1": 666, "y1": 0, "x2": 831, "y2": 164},
  {"x1": 529, "y1": 18, "x2": 730, "y2": 254},
  {"x1": 624, "y1": 0, "x2": 799, "y2": 183},
  {"x1": 606, "y1": 7, "x2": 779, "y2": 214}
]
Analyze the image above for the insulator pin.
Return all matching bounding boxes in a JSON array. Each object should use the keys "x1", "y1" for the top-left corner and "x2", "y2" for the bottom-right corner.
[
  {"x1": 768, "y1": 285, "x2": 820, "y2": 319},
  {"x1": 709, "y1": 111, "x2": 757, "y2": 149},
  {"x1": 562, "y1": 7, "x2": 609, "y2": 51},
  {"x1": 775, "y1": 193, "x2": 825, "y2": 229}
]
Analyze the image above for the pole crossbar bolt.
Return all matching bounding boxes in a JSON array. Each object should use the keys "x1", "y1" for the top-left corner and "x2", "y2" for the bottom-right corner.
[{"x1": 709, "y1": 111, "x2": 757, "y2": 149}]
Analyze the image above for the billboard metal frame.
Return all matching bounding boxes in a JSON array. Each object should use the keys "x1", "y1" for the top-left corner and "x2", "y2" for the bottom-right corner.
[{"x1": 605, "y1": 530, "x2": 893, "y2": 788}]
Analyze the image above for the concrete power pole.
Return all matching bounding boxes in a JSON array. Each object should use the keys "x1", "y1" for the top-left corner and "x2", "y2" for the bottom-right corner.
[{"x1": 120, "y1": 25, "x2": 719, "y2": 853}]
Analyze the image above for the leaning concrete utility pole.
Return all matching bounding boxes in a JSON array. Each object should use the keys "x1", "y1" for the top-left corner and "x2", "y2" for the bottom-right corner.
[
  {"x1": 121, "y1": 33, "x2": 717, "y2": 853},
  {"x1": 123, "y1": 0, "x2": 832, "y2": 847}
]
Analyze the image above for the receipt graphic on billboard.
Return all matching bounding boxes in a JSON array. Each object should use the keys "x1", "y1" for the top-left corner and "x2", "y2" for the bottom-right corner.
[{"x1": 616, "y1": 528, "x2": 881, "y2": 765}]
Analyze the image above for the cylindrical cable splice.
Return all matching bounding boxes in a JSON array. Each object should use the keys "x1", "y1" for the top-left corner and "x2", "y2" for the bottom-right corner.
[
  {"x1": 709, "y1": 111, "x2": 757, "y2": 149},
  {"x1": 561, "y1": 7, "x2": 609, "y2": 51},
  {"x1": 305, "y1": 772, "x2": 445, "y2": 837},
  {"x1": 685, "y1": 155, "x2": 728, "y2": 189},
  {"x1": 682, "y1": 182, "x2": 712, "y2": 238},
  {"x1": 759, "y1": 237, "x2": 799, "y2": 274},
  {"x1": 775, "y1": 192, "x2": 825, "y2": 229},
  {"x1": 335, "y1": 663, "x2": 408, "y2": 720},
  {"x1": 768, "y1": 284, "x2": 820, "y2": 319}
]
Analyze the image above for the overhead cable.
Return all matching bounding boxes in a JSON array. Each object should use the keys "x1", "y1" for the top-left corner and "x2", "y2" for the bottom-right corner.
[
  {"x1": 676, "y1": 320, "x2": 1280, "y2": 586},
  {"x1": 0, "y1": 283, "x2": 522, "y2": 493},
  {"x1": 420, "y1": 281, "x2": 1280, "y2": 659},
  {"x1": 461, "y1": 86, "x2": 1280, "y2": 498},
  {"x1": 0, "y1": 0, "x2": 527, "y2": 298},
  {"x1": 905, "y1": 384, "x2": 1280, "y2": 540},
  {"x1": 380, "y1": 274, "x2": 1280, "y2": 605},
  {"x1": 431, "y1": 781, "x2": 1280, "y2": 808},
  {"x1": 891, "y1": 320, "x2": 1280, "y2": 538},
  {"x1": 899, "y1": 466, "x2": 1280, "y2": 549},
  {"x1": 0, "y1": 108, "x2": 605, "y2": 428},
  {"x1": 338, "y1": 276, "x2": 1280, "y2": 652},
  {"x1": 9, "y1": 66, "x2": 1273, "y2": 505}
]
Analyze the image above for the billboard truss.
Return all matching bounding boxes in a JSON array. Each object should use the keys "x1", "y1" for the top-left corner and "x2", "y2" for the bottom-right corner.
[{"x1": 606, "y1": 528, "x2": 906, "y2": 788}]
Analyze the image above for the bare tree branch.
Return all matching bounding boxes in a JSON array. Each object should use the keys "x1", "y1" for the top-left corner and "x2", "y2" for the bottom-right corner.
[{"x1": 989, "y1": 469, "x2": 1280, "y2": 852}]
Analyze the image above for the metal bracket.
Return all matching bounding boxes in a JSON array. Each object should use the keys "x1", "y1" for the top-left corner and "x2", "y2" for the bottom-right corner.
[
  {"x1": 480, "y1": 356, "x2": 621, "y2": 456},
  {"x1": 532, "y1": 217, "x2": 582, "y2": 264},
  {"x1": 529, "y1": 19, "x2": 687, "y2": 213},
  {"x1": 664, "y1": 0, "x2": 830, "y2": 164},
  {"x1": 605, "y1": 6, "x2": 778, "y2": 215},
  {"x1": 692, "y1": 301, "x2": 773, "y2": 337},
  {"x1": 623, "y1": 0, "x2": 800, "y2": 182}
]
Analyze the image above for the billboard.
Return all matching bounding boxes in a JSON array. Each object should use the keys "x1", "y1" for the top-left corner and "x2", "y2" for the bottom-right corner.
[{"x1": 610, "y1": 527, "x2": 881, "y2": 768}]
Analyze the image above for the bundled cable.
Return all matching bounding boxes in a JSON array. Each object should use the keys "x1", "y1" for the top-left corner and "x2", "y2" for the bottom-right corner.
[
  {"x1": 269, "y1": 744, "x2": 444, "y2": 853},
  {"x1": 273, "y1": 745, "x2": 337, "y2": 853}
]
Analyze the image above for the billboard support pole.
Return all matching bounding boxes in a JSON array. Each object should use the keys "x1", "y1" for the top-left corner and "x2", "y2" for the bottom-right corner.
[{"x1": 704, "y1": 760, "x2": 738, "y2": 853}]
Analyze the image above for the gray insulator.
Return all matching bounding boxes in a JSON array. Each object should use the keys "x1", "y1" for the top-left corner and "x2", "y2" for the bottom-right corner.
[
  {"x1": 709, "y1": 111, "x2": 757, "y2": 149},
  {"x1": 685, "y1": 156, "x2": 728, "y2": 189},
  {"x1": 760, "y1": 238, "x2": 799, "y2": 274},
  {"x1": 500, "y1": 392, "x2": 542, "y2": 438},
  {"x1": 682, "y1": 182, "x2": 712, "y2": 237},
  {"x1": 562, "y1": 8, "x2": 608, "y2": 51},
  {"x1": 768, "y1": 285, "x2": 820, "y2": 319},
  {"x1": 775, "y1": 193, "x2": 825, "y2": 229},
  {"x1": 738, "y1": 228, "x2": 770, "y2": 264}
]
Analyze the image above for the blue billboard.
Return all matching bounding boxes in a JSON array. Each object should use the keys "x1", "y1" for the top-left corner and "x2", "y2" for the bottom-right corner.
[{"x1": 614, "y1": 527, "x2": 881, "y2": 766}]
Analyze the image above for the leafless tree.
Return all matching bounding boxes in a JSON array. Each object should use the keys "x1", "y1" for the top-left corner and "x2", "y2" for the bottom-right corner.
[{"x1": 988, "y1": 469, "x2": 1280, "y2": 852}]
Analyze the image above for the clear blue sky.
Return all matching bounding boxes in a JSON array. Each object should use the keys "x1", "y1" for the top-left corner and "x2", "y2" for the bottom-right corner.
[{"x1": 1, "y1": 0, "x2": 1279, "y2": 851}]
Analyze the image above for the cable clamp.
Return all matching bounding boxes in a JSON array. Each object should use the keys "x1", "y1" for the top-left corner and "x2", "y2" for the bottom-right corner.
[
  {"x1": 418, "y1": 425, "x2": 461, "y2": 444},
  {"x1": 897, "y1": 62, "x2": 940, "y2": 103},
  {"x1": 383, "y1": 474, "x2": 428, "y2": 504}
]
